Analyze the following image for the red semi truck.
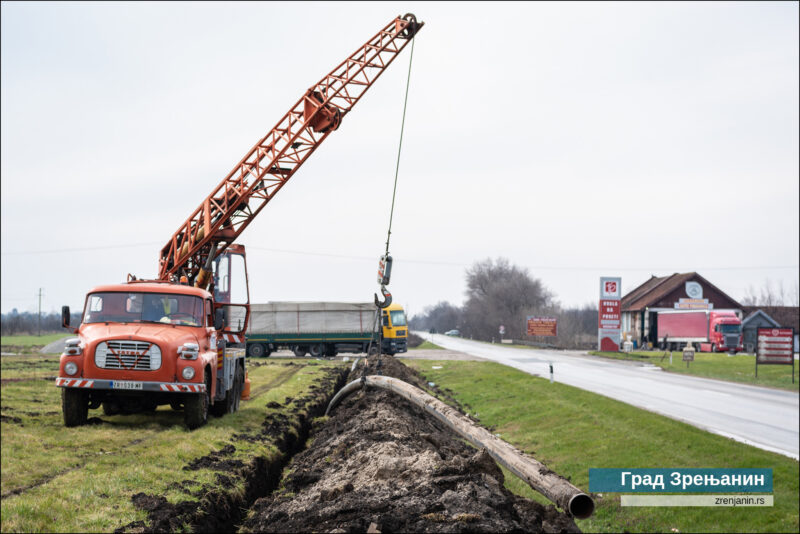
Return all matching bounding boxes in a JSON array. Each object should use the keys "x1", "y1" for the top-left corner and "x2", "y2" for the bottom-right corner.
[{"x1": 656, "y1": 310, "x2": 743, "y2": 353}]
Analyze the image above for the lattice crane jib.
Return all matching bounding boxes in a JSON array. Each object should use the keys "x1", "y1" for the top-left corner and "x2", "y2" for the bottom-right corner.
[{"x1": 157, "y1": 14, "x2": 423, "y2": 285}]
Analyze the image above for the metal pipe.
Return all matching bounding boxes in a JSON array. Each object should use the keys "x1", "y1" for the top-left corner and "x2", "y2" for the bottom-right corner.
[{"x1": 326, "y1": 375, "x2": 595, "y2": 519}]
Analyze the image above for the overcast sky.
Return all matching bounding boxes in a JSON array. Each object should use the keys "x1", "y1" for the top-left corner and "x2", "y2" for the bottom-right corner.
[{"x1": 2, "y1": 1, "x2": 798, "y2": 319}]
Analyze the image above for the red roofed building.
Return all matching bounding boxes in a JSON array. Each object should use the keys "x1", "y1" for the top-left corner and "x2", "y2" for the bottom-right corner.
[{"x1": 621, "y1": 272, "x2": 742, "y2": 348}]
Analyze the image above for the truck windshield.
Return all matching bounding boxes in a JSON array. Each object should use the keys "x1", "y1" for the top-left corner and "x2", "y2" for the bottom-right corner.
[
  {"x1": 390, "y1": 310, "x2": 407, "y2": 327},
  {"x1": 719, "y1": 324, "x2": 741, "y2": 334},
  {"x1": 83, "y1": 292, "x2": 204, "y2": 326}
]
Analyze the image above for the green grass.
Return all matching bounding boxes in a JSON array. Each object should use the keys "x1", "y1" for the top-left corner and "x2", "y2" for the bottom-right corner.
[
  {"x1": 412, "y1": 340, "x2": 444, "y2": 350},
  {"x1": 591, "y1": 350, "x2": 798, "y2": 392},
  {"x1": 1, "y1": 358, "x2": 343, "y2": 533},
  {"x1": 406, "y1": 359, "x2": 799, "y2": 533},
  {"x1": 1, "y1": 333, "x2": 70, "y2": 351}
]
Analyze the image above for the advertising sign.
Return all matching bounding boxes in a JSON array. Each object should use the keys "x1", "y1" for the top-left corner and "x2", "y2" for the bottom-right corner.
[
  {"x1": 756, "y1": 327, "x2": 795, "y2": 383},
  {"x1": 598, "y1": 277, "x2": 621, "y2": 351},
  {"x1": 675, "y1": 298, "x2": 712, "y2": 310},
  {"x1": 527, "y1": 316, "x2": 557, "y2": 337},
  {"x1": 757, "y1": 328, "x2": 794, "y2": 364}
]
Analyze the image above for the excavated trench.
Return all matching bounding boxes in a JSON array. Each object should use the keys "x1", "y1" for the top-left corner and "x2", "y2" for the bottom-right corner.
[{"x1": 121, "y1": 357, "x2": 580, "y2": 533}]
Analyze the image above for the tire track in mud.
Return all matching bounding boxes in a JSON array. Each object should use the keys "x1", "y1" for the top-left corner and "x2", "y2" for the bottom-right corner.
[
  {"x1": 0, "y1": 436, "x2": 149, "y2": 500},
  {"x1": 246, "y1": 362, "x2": 304, "y2": 400},
  {"x1": 116, "y1": 365, "x2": 349, "y2": 533}
]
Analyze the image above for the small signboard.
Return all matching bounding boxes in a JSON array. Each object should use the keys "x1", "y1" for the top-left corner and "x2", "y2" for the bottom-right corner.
[
  {"x1": 527, "y1": 316, "x2": 557, "y2": 337},
  {"x1": 675, "y1": 298, "x2": 712, "y2": 310},
  {"x1": 756, "y1": 327, "x2": 795, "y2": 382}
]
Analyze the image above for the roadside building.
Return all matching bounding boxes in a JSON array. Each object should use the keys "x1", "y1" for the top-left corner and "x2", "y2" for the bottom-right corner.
[
  {"x1": 741, "y1": 306, "x2": 800, "y2": 353},
  {"x1": 620, "y1": 272, "x2": 742, "y2": 348}
]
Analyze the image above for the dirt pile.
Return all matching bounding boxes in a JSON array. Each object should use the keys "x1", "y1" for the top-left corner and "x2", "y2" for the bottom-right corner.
[
  {"x1": 241, "y1": 355, "x2": 579, "y2": 533},
  {"x1": 117, "y1": 364, "x2": 348, "y2": 533}
]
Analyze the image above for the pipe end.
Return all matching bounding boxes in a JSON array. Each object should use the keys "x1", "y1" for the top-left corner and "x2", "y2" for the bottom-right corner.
[{"x1": 568, "y1": 493, "x2": 595, "y2": 519}]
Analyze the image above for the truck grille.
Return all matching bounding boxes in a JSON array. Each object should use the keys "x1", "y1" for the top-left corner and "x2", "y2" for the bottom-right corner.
[
  {"x1": 724, "y1": 335, "x2": 739, "y2": 349},
  {"x1": 96, "y1": 341, "x2": 161, "y2": 370}
]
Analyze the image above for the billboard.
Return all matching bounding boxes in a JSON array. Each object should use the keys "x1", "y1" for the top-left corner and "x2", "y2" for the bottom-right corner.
[
  {"x1": 527, "y1": 316, "x2": 558, "y2": 337},
  {"x1": 598, "y1": 277, "x2": 621, "y2": 351},
  {"x1": 757, "y1": 328, "x2": 794, "y2": 365}
]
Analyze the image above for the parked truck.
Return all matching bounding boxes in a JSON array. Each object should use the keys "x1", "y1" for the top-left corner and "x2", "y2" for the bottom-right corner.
[
  {"x1": 55, "y1": 14, "x2": 422, "y2": 429},
  {"x1": 246, "y1": 301, "x2": 408, "y2": 357},
  {"x1": 656, "y1": 309, "x2": 743, "y2": 353}
]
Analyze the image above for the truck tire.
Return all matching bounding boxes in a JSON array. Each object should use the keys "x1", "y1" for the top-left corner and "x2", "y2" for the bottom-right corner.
[
  {"x1": 62, "y1": 388, "x2": 88, "y2": 427},
  {"x1": 247, "y1": 343, "x2": 265, "y2": 358},
  {"x1": 309, "y1": 344, "x2": 324, "y2": 358},
  {"x1": 293, "y1": 346, "x2": 307, "y2": 358},
  {"x1": 102, "y1": 401, "x2": 120, "y2": 416},
  {"x1": 211, "y1": 363, "x2": 243, "y2": 416},
  {"x1": 711, "y1": 343, "x2": 716, "y2": 353},
  {"x1": 184, "y1": 372, "x2": 210, "y2": 429}
]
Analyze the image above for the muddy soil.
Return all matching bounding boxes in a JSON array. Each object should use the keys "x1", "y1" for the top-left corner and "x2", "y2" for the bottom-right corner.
[
  {"x1": 241, "y1": 354, "x2": 579, "y2": 533},
  {"x1": 117, "y1": 365, "x2": 348, "y2": 533}
]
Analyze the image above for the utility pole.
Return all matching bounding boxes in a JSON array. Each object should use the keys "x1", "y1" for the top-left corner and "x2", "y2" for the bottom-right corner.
[{"x1": 37, "y1": 288, "x2": 43, "y2": 336}]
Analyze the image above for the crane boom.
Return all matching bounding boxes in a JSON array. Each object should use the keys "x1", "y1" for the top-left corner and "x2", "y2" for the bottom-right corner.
[{"x1": 158, "y1": 14, "x2": 423, "y2": 284}]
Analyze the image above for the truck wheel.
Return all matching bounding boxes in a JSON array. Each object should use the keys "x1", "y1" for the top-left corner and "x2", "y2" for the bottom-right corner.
[
  {"x1": 184, "y1": 373, "x2": 210, "y2": 429},
  {"x1": 293, "y1": 346, "x2": 307, "y2": 358},
  {"x1": 232, "y1": 364, "x2": 243, "y2": 413},
  {"x1": 102, "y1": 401, "x2": 120, "y2": 416},
  {"x1": 62, "y1": 388, "x2": 89, "y2": 427},
  {"x1": 309, "y1": 344, "x2": 323, "y2": 358},
  {"x1": 711, "y1": 343, "x2": 716, "y2": 353},
  {"x1": 247, "y1": 343, "x2": 265, "y2": 358}
]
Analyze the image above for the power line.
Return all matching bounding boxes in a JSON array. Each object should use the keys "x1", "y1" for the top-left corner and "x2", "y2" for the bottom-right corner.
[
  {"x1": 0, "y1": 242, "x2": 160, "y2": 255},
  {"x1": 2, "y1": 242, "x2": 796, "y2": 272}
]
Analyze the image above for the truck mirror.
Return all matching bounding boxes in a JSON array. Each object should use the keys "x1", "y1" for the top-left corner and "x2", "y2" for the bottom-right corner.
[
  {"x1": 221, "y1": 304, "x2": 248, "y2": 334},
  {"x1": 62, "y1": 306, "x2": 71, "y2": 328},
  {"x1": 215, "y1": 308, "x2": 225, "y2": 330}
]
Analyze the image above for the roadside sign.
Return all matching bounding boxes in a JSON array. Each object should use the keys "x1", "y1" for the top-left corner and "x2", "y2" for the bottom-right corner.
[
  {"x1": 598, "y1": 277, "x2": 621, "y2": 351},
  {"x1": 756, "y1": 327, "x2": 795, "y2": 383},
  {"x1": 527, "y1": 316, "x2": 557, "y2": 337}
]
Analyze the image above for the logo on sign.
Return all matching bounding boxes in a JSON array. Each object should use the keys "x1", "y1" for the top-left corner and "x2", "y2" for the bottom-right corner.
[
  {"x1": 605, "y1": 281, "x2": 617, "y2": 294},
  {"x1": 772, "y1": 329, "x2": 779, "y2": 336}
]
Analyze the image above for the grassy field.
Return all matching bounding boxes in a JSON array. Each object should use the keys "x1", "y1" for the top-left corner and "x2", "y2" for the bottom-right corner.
[
  {"x1": 412, "y1": 340, "x2": 444, "y2": 350},
  {"x1": 0, "y1": 355, "x2": 344, "y2": 533},
  {"x1": 1, "y1": 333, "x2": 69, "y2": 351},
  {"x1": 591, "y1": 350, "x2": 798, "y2": 392},
  {"x1": 407, "y1": 359, "x2": 799, "y2": 533}
]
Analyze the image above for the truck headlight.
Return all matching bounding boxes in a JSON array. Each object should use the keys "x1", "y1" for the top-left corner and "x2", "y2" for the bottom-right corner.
[
  {"x1": 181, "y1": 367, "x2": 195, "y2": 380},
  {"x1": 64, "y1": 362, "x2": 78, "y2": 376},
  {"x1": 94, "y1": 342, "x2": 108, "y2": 368}
]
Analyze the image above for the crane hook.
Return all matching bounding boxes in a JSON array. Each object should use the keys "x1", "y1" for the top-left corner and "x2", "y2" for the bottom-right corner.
[{"x1": 374, "y1": 284, "x2": 392, "y2": 309}]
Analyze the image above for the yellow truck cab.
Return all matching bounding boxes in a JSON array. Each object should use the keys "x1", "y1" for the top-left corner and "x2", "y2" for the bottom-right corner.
[{"x1": 381, "y1": 302, "x2": 408, "y2": 355}]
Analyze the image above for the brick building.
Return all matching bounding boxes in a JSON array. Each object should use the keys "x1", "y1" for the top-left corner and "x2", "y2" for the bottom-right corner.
[{"x1": 620, "y1": 272, "x2": 742, "y2": 347}]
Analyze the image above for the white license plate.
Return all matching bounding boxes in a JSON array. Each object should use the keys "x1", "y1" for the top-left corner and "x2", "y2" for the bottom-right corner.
[{"x1": 113, "y1": 380, "x2": 143, "y2": 390}]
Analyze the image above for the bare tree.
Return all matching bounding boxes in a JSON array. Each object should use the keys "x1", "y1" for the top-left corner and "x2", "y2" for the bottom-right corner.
[
  {"x1": 742, "y1": 278, "x2": 795, "y2": 307},
  {"x1": 460, "y1": 258, "x2": 554, "y2": 341}
]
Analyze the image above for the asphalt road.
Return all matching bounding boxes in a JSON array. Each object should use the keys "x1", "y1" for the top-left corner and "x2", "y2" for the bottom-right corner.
[{"x1": 421, "y1": 333, "x2": 800, "y2": 459}]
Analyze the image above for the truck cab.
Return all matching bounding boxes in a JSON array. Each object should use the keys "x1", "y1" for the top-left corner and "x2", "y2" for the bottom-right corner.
[
  {"x1": 57, "y1": 250, "x2": 250, "y2": 429},
  {"x1": 381, "y1": 302, "x2": 408, "y2": 355},
  {"x1": 708, "y1": 310, "x2": 743, "y2": 353}
]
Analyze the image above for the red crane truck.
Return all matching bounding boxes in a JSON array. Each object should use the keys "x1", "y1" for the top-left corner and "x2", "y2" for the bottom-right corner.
[
  {"x1": 656, "y1": 309, "x2": 743, "y2": 353},
  {"x1": 56, "y1": 14, "x2": 423, "y2": 429}
]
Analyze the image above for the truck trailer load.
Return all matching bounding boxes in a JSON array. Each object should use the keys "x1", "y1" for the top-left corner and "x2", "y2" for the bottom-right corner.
[
  {"x1": 656, "y1": 309, "x2": 743, "y2": 353},
  {"x1": 246, "y1": 301, "x2": 408, "y2": 358}
]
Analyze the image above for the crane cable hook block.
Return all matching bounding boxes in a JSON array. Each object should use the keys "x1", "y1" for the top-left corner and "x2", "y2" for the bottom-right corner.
[{"x1": 374, "y1": 284, "x2": 392, "y2": 309}]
